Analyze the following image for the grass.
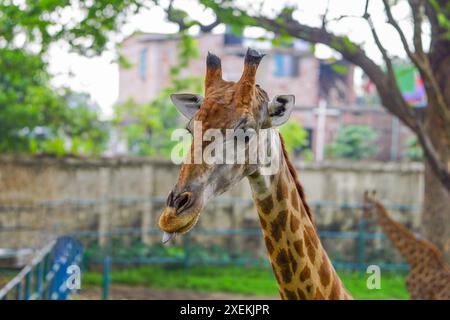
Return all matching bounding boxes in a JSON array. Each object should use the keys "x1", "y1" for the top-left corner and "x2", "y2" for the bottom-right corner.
[{"x1": 83, "y1": 265, "x2": 410, "y2": 299}]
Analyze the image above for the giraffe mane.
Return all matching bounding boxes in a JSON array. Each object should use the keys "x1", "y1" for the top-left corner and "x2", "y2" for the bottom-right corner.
[{"x1": 279, "y1": 133, "x2": 314, "y2": 223}]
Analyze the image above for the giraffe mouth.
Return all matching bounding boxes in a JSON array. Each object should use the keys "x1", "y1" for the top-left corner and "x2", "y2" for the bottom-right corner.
[{"x1": 158, "y1": 203, "x2": 202, "y2": 243}]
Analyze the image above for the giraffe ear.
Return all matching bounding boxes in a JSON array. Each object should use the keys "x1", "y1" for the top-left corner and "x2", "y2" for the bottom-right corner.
[
  {"x1": 268, "y1": 95, "x2": 295, "y2": 127},
  {"x1": 171, "y1": 93, "x2": 203, "y2": 120}
]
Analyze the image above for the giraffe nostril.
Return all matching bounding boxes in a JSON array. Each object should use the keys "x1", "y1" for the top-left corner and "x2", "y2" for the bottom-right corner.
[{"x1": 174, "y1": 192, "x2": 192, "y2": 213}]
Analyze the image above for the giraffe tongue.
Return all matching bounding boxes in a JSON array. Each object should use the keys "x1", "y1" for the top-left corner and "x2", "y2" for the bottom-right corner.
[{"x1": 162, "y1": 232, "x2": 175, "y2": 244}]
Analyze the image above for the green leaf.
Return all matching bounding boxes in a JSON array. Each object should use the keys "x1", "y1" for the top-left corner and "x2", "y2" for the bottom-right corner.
[{"x1": 331, "y1": 64, "x2": 349, "y2": 75}]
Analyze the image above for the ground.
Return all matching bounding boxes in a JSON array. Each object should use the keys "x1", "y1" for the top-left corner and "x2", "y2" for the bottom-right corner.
[
  {"x1": 81, "y1": 265, "x2": 410, "y2": 300},
  {"x1": 76, "y1": 285, "x2": 278, "y2": 300}
]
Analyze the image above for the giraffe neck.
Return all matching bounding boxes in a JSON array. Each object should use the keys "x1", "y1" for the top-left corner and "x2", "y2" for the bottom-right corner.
[
  {"x1": 247, "y1": 131, "x2": 351, "y2": 300},
  {"x1": 369, "y1": 199, "x2": 442, "y2": 266}
]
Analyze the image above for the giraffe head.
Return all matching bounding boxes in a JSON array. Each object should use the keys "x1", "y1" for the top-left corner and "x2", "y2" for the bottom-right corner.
[
  {"x1": 362, "y1": 190, "x2": 378, "y2": 220},
  {"x1": 158, "y1": 48, "x2": 295, "y2": 242}
]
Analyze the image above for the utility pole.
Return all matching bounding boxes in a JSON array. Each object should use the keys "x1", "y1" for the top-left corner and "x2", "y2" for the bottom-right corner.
[{"x1": 314, "y1": 99, "x2": 339, "y2": 161}]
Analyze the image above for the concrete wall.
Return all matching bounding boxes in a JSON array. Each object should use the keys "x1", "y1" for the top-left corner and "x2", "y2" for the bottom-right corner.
[{"x1": 0, "y1": 155, "x2": 424, "y2": 262}]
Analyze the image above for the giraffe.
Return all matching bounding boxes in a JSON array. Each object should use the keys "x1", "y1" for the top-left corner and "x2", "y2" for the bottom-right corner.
[
  {"x1": 363, "y1": 191, "x2": 450, "y2": 299},
  {"x1": 158, "y1": 48, "x2": 352, "y2": 300}
]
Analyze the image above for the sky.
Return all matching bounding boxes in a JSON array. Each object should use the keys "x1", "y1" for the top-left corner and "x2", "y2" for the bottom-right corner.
[{"x1": 47, "y1": 0, "x2": 419, "y2": 118}]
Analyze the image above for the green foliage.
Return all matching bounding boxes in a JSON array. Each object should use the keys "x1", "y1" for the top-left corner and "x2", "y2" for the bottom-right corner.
[
  {"x1": 404, "y1": 136, "x2": 423, "y2": 161},
  {"x1": 114, "y1": 33, "x2": 202, "y2": 157},
  {"x1": 327, "y1": 125, "x2": 379, "y2": 160},
  {"x1": 278, "y1": 120, "x2": 312, "y2": 160},
  {"x1": 0, "y1": 0, "x2": 147, "y2": 56},
  {"x1": 83, "y1": 266, "x2": 409, "y2": 299},
  {"x1": 331, "y1": 63, "x2": 349, "y2": 75},
  {"x1": 0, "y1": 48, "x2": 108, "y2": 155},
  {"x1": 0, "y1": 0, "x2": 149, "y2": 156}
]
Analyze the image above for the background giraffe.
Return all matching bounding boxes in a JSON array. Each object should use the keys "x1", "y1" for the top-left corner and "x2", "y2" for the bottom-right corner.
[
  {"x1": 158, "y1": 48, "x2": 352, "y2": 299},
  {"x1": 363, "y1": 191, "x2": 450, "y2": 299}
]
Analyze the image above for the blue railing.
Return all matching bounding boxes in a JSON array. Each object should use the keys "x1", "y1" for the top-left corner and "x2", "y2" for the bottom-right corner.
[{"x1": 0, "y1": 237, "x2": 83, "y2": 300}]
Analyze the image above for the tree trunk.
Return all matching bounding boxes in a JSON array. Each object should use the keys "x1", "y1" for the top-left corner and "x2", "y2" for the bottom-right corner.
[
  {"x1": 421, "y1": 54, "x2": 450, "y2": 263},
  {"x1": 422, "y1": 161, "x2": 450, "y2": 263}
]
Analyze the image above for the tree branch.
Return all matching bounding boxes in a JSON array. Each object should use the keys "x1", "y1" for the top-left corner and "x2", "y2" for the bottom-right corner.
[
  {"x1": 363, "y1": 2, "x2": 395, "y2": 82},
  {"x1": 382, "y1": 0, "x2": 418, "y2": 64},
  {"x1": 166, "y1": 0, "x2": 220, "y2": 33},
  {"x1": 253, "y1": 13, "x2": 418, "y2": 131},
  {"x1": 409, "y1": 0, "x2": 425, "y2": 59}
]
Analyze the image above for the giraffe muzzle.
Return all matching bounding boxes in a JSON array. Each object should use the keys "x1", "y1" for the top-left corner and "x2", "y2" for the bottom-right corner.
[{"x1": 159, "y1": 190, "x2": 203, "y2": 241}]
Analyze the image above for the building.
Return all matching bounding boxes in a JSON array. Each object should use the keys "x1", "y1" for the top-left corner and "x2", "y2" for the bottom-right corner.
[{"x1": 118, "y1": 31, "x2": 414, "y2": 161}]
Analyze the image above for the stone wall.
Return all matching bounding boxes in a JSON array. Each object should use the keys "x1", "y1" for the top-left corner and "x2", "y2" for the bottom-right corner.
[{"x1": 0, "y1": 155, "x2": 424, "y2": 263}]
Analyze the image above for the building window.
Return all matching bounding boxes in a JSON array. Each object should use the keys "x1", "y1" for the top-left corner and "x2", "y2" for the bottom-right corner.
[
  {"x1": 274, "y1": 54, "x2": 299, "y2": 77},
  {"x1": 139, "y1": 48, "x2": 148, "y2": 81},
  {"x1": 224, "y1": 25, "x2": 243, "y2": 45}
]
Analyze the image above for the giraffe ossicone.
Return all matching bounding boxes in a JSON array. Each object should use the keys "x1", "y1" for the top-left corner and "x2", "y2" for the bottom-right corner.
[{"x1": 158, "y1": 48, "x2": 352, "y2": 299}]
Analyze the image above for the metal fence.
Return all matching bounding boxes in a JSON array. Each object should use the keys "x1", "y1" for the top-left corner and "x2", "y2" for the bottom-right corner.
[
  {"x1": 1, "y1": 197, "x2": 415, "y2": 299},
  {"x1": 71, "y1": 225, "x2": 410, "y2": 271},
  {"x1": 0, "y1": 237, "x2": 83, "y2": 300},
  {"x1": 0, "y1": 197, "x2": 416, "y2": 271}
]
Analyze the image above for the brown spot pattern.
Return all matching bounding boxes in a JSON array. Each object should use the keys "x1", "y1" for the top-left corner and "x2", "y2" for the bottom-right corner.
[
  {"x1": 315, "y1": 289, "x2": 325, "y2": 300},
  {"x1": 329, "y1": 276, "x2": 342, "y2": 299},
  {"x1": 318, "y1": 255, "x2": 331, "y2": 287},
  {"x1": 305, "y1": 225, "x2": 319, "y2": 249},
  {"x1": 275, "y1": 249, "x2": 292, "y2": 284},
  {"x1": 291, "y1": 189, "x2": 299, "y2": 211},
  {"x1": 284, "y1": 289, "x2": 297, "y2": 300},
  {"x1": 264, "y1": 236, "x2": 274, "y2": 255},
  {"x1": 297, "y1": 288, "x2": 307, "y2": 300},
  {"x1": 306, "y1": 239, "x2": 316, "y2": 263},
  {"x1": 290, "y1": 214, "x2": 300, "y2": 233},
  {"x1": 293, "y1": 239, "x2": 305, "y2": 257},
  {"x1": 299, "y1": 265, "x2": 311, "y2": 282},
  {"x1": 270, "y1": 210, "x2": 288, "y2": 242},
  {"x1": 288, "y1": 248, "x2": 298, "y2": 273},
  {"x1": 257, "y1": 195, "x2": 273, "y2": 215},
  {"x1": 276, "y1": 179, "x2": 288, "y2": 202}
]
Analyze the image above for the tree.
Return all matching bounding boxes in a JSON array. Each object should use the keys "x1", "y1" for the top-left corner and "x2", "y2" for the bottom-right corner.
[
  {"x1": 159, "y1": 0, "x2": 450, "y2": 261},
  {"x1": 278, "y1": 120, "x2": 312, "y2": 161},
  {"x1": 327, "y1": 125, "x2": 379, "y2": 160},
  {"x1": 114, "y1": 33, "x2": 202, "y2": 157},
  {"x1": 0, "y1": 0, "x2": 150, "y2": 156}
]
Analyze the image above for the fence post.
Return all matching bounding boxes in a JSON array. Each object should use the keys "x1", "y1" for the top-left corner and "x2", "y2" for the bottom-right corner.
[
  {"x1": 98, "y1": 168, "x2": 110, "y2": 247},
  {"x1": 24, "y1": 271, "x2": 32, "y2": 300},
  {"x1": 102, "y1": 255, "x2": 111, "y2": 300},
  {"x1": 141, "y1": 166, "x2": 154, "y2": 245},
  {"x1": 15, "y1": 281, "x2": 22, "y2": 300},
  {"x1": 356, "y1": 217, "x2": 367, "y2": 270},
  {"x1": 35, "y1": 261, "x2": 44, "y2": 298}
]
